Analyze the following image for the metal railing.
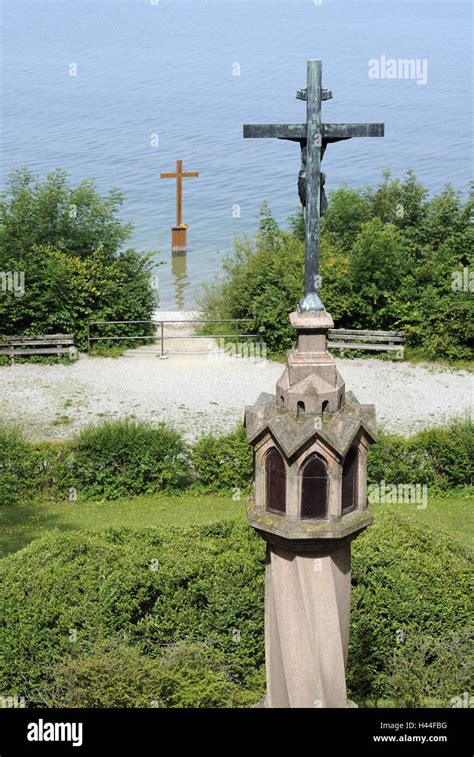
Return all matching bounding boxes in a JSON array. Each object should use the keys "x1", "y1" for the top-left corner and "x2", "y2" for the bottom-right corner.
[{"x1": 87, "y1": 319, "x2": 257, "y2": 357}]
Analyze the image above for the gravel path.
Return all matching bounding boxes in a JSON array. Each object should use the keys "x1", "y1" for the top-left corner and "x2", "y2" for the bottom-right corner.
[{"x1": 0, "y1": 333, "x2": 471, "y2": 442}]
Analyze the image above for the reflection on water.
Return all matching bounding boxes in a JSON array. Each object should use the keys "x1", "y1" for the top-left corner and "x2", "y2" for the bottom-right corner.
[{"x1": 171, "y1": 252, "x2": 190, "y2": 310}]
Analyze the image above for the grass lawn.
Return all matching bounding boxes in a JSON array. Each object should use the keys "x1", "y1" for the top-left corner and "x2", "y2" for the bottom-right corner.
[
  {"x1": 0, "y1": 494, "x2": 245, "y2": 556},
  {"x1": 370, "y1": 494, "x2": 473, "y2": 549},
  {"x1": 0, "y1": 491, "x2": 472, "y2": 557}
]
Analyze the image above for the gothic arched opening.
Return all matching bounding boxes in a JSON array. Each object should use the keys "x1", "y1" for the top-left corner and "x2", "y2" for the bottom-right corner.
[
  {"x1": 301, "y1": 454, "x2": 327, "y2": 519},
  {"x1": 265, "y1": 447, "x2": 286, "y2": 513},
  {"x1": 342, "y1": 447, "x2": 358, "y2": 513}
]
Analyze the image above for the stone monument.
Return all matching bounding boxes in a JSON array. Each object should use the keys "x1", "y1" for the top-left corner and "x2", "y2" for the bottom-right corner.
[{"x1": 243, "y1": 60, "x2": 384, "y2": 708}]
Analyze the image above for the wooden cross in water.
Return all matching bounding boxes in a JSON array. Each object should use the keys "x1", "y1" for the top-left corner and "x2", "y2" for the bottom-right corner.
[
  {"x1": 244, "y1": 60, "x2": 384, "y2": 312},
  {"x1": 160, "y1": 159, "x2": 199, "y2": 227}
]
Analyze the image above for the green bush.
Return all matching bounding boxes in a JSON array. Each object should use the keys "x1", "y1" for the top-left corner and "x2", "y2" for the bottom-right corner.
[
  {"x1": 412, "y1": 419, "x2": 474, "y2": 489},
  {"x1": 198, "y1": 203, "x2": 304, "y2": 353},
  {"x1": 380, "y1": 630, "x2": 473, "y2": 708},
  {"x1": 192, "y1": 426, "x2": 253, "y2": 494},
  {"x1": 46, "y1": 640, "x2": 256, "y2": 708},
  {"x1": 0, "y1": 425, "x2": 35, "y2": 505},
  {"x1": 0, "y1": 513, "x2": 471, "y2": 707},
  {"x1": 0, "y1": 166, "x2": 157, "y2": 350},
  {"x1": 348, "y1": 514, "x2": 473, "y2": 702},
  {"x1": 0, "y1": 419, "x2": 192, "y2": 504},
  {"x1": 0, "y1": 429, "x2": 71, "y2": 505},
  {"x1": 1, "y1": 418, "x2": 471, "y2": 505},
  {"x1": 70, "y1": 419, "x2": 192, "y2": 499},
  {"x1": 200, "y1": 173, "x2": 473, "y2": 361},
  {"x1": 0, "y1": 522, "x2": 266, "y2": 705},
  {"x1": 368, "y1": 418, "x2": 474, "y2": 492}
]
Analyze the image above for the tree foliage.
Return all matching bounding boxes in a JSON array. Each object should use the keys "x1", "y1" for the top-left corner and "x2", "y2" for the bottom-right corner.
[
  {"x1": 200, "y1": 173, "x2": 474, "y2": 360},
  {"x1": 0, "y1": 166, "x2": 157, "y2": 349}
]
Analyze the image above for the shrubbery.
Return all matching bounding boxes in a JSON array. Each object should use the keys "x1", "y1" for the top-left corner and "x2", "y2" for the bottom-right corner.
[
  {"x1": 0, "y1": 419, "x2": 192, "y2": 504},
  {"x1": 0, "y1": 166, "x2": 157, "y2": 350},
  {"x1": 69, "y1": 419, "x2": 192, "y2": 499},
  {"x1": 380, "y1": 630, "x2": 472, "y2": 708},
  {"x1": 0, "y1": 513, "x2": 471, "y2": 707},
  {"x1": 0, "y1": 425, "x2": 35, "y2": 505},
  {"x1": 0, "y1": 417, "x2": 472, "y2": 505},
  {"x1": 0, "y1": 522, "x2": 266, "y2": 706},
  {"x1": 367, "y1": 418, "x2": 474, "y2": 491},
  {"x1": 48, "y1": 640, "x2": 256, "y2": 708},
  {"x1": 199, "y1": 173, "x2": 474, "y2": 361},
  {"x1": 191, "y1": 425, "x2": 253, "y2": 494},
  {"x1": 348, "y1": 514, "x2": 473, "y2": 702}
]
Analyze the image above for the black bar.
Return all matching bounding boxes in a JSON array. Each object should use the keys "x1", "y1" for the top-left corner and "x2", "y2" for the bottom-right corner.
[{"x1": 0, "y1": 707, "x2": 469, "y2": 755}]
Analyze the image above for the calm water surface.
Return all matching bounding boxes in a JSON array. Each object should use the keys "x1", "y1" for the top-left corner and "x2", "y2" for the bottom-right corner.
[{"x1": 1, "y1": 0, "x2": 472, "y2": 308}]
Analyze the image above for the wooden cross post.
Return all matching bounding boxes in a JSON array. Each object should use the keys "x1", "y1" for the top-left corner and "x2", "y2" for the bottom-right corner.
[
  {"x1": 244, "y1": 59, "x2": 384, "y2": 311},
  {"x1": 160, "y1": 159, "x2": 199, "y2": 253}
]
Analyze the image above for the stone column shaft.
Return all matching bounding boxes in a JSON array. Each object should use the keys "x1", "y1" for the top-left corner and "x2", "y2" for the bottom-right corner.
[{"x1": 265, "y1": 542, "x2": 351, "y2": 708}]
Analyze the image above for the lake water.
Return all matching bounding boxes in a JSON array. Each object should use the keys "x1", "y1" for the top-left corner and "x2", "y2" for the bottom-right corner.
[{"x1": 1, "y1": 0, "x2": 472, "y2": 309}]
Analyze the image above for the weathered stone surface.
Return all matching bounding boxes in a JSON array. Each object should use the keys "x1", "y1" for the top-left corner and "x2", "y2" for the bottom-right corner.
[
  {"x1": 244, "y1": 306, "x2": 377, "y2": 708},
  {"x1": 265, "y1": 542, "x2": 352, "y2": 707},
  {"x1": 289, "y1": 310, "x2": 334, "y2": 330},
  {"x1": 245, "y1": 390, "x2": 377, "y2": 460},
  {"x1": 247, "y1": 501, "x2": 373, "y2": 553},
  {"x1": 244, "y1": 310, "x2": 376, "y2": 550},
  {"x1": 275, "y1": 311, "x2": 346, "y2": 415}
]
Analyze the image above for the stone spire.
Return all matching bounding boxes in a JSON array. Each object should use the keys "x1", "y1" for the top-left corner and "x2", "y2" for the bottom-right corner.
[{"x1": 276, "y1": 310, "x2": 345, "y2": 417}]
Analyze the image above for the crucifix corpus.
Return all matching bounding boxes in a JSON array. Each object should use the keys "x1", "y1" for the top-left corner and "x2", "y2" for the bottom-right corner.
[
  {"x1": 243, "y1": 61, "x2": 384, "y2": 708},
  {"x1": 244, "y1": 59, "x2": 384, "y2": 311},
  {"x1": 160, "y1": 159, "x2": 199, "y2": 253}
]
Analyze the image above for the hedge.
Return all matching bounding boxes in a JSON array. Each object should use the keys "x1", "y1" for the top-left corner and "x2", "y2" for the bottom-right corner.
[
  {"x1": 0, "y1": 419, "x2": 192, "y2": 504},
  {"x1": 0, "y1": 513, "x2": 471, "y2": 707},
  {"x1": 0, "y1": 417, "x2": 472, "y2": 505},
  {"x1": 367, "y1": 417, "x2": 474, "y2": 490},
  {"x1": 191, "y1": 425, "x2": 253, "y2": 495},
  {"x1": 69, "y1": 419, "x2": 192, "y2": 499}
]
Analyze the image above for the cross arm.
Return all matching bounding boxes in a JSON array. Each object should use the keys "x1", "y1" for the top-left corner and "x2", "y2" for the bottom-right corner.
[
  {"x1": 243, "y1": 124, "x2": 306, "y2": 139},
  {"x1": 182, "y1": 172, "x2": 199, "y2": 178},
  {"x1": 243, "y1": 122, "x2": 384, "y2": 140},
  {"x1": 323, "y1": 123, "x2": 384, "y2": 138},
  {"x1": 160, "y1": 172, "x2": 177, "y2": 179}
]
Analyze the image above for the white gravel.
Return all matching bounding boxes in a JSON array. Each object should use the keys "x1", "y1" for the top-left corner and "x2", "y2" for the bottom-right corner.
[{"x1": 0, "y1": 338, "x2": 471, "y2": 442}]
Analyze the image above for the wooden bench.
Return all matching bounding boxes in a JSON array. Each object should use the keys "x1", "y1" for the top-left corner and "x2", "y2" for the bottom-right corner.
[
  {"x1": 327, "y1": 329, "x2": 405, "y2": 359},
  {"x1": 0, "y1": 334, "x2": 77, "y2": 362}
]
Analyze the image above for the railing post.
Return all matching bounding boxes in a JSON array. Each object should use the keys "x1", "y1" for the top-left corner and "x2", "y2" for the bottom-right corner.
[
  {"x1": 161, "y1": 321, "x2": 164, "y2": 357},
  {"x1": 235, "y1": 320, "x2": 239, "y2": 357},
  {"x1": 87, "y1": 324, "x2": 90, "y2": 355}
]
